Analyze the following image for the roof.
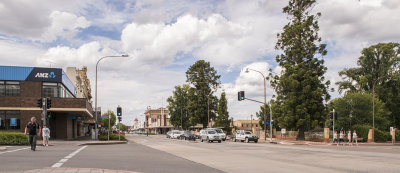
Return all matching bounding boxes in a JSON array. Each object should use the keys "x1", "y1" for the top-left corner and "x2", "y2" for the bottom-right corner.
[{"x1": 234, "y1": 120, "x2": 259, "y2": 123}]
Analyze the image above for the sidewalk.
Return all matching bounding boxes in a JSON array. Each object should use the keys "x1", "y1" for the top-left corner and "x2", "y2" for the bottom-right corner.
[{"x1": 262, "y1": 138, "x2": 400, "y2": 146}]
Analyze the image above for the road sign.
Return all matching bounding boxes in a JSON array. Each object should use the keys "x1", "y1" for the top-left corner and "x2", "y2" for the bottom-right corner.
[
  {"x1": 281, "y1": 128, "x2": 286, "y2": 134},
  {"x1": 101, "y1": 116, "x2": 109, "y2": 119},
  {"x1": 263, "y1": 121, "x2": 270, "y2": 125}
]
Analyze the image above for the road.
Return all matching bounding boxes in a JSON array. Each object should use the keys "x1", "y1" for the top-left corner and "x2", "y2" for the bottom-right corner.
[
  {"x1": 1, "y1": 134, "x2": 399, "y2": 173},
  {"x1": 132, "y1": 134, "x2": 400, "y2": 173}
]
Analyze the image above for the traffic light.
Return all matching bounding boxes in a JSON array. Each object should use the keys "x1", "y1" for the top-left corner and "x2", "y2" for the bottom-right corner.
[
  {"x1": 37, "y1": 98, "x2": 42, "y2": 108},
  {"x1": 46, "y1": 98, "x2": 52, "y2": 109},
  {"x1": 118, "y1": 116, "x2": 122, "y2": 122},
  {"x1": 334, "y1": 112, "x2": 338, "y2": 120},
  {"x1": 329, "y1": 112, "x2": 333, "y2": 120},
  {"x1": 47, "y1": 112, "x2": 51, "y2": 118},
  {"x1": 117, "y1": 106, "x2": 122, "y2": 116},
  {"x1": 238, "y1": 91, "x2": 245, "y2": 101},
  {"x1": 330, "y1": 121, "x2": 333, "y2": 126}
]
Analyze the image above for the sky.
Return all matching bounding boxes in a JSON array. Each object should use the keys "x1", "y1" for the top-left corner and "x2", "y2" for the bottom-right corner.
[{"x1": 0, "y1": 0, "x2": 399, "y2": 126}]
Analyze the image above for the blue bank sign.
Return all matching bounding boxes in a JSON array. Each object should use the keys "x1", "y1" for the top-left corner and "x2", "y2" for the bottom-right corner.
[{"x1": 26, "y1": 68, "x2": 62, "y2": 82}]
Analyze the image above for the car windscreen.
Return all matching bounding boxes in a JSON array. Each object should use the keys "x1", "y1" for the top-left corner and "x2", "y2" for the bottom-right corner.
[
  {"x1": 245, "y1": 132, "x2": 252, "y2": 134},
  {"x1": 215, "y1": 129, "x2": 223, "y2": 133},
  {"x1": 207, "y1": 131, "x2": 216, "y2": 134}
]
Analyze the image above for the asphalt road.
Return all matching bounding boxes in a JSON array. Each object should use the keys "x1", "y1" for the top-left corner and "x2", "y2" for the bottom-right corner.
[
  {"x1": 132, "y1": 134, "x2": 400, "y2": 173},
  {"x1": 1, "y1": 135, "x2": 399, "y2": 173},
  {"x1": 0, "y1": 140, "x2": 222, "y2": 173}
]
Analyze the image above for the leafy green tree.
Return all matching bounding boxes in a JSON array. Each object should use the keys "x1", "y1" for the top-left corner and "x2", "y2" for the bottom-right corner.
[
  {"x1": 327, "y1": 92, "x2": 391, "y2": 132},
  {"x1": 186, "y1": 60, "x2": 221, "y2": 128},
  {"x1": 273, "y1": 0, "x2": 330, "y2": 140},
  {"x1": 103, "y1": 110, "x2": 116, "y2": 131},
  {"x1": 116, "y1": 123, "x2": 128, "y2": 131},
  {"x1": 337, "y1": 43, "x2": 400, "y2": 127},
  {"x1": 167, "y1": 84, "x2": 191, "y2": 129},
  {"x1": 214, "y1": 92, "x2": 230, "y2": 131}
]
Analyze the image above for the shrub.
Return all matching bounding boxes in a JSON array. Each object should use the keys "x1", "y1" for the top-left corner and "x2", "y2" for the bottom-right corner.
[
  {"x1": 0, "y1": 132, "x2": 29, "y2": 145},
  {"x1": 374, "y1": 129, "x2": 391, "y2": 142},
  {"x1": 99, "y1": 134, "x2": 126, "y2": 141}
]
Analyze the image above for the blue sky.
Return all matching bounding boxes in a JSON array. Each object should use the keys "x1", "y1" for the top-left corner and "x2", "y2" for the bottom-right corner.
[{"x1": 0, "y1": 0, "x2": 399, "y2": 125}]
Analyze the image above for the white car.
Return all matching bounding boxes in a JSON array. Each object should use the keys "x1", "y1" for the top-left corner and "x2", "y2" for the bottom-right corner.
[
  {"x1": 207, "y1": 128, "x2": 226, "y2": 141},
  {"x1": 200, "y1": 129, "x2": 221, "y2": 143},
  {"x1": 170, "y1": 130, "x2": 184, "y2": 139},
  {"x1": 235, "y1": 130, "x2": 258, "y2": 143}
]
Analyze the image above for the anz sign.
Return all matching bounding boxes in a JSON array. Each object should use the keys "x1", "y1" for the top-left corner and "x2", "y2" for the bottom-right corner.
[
  {"x1": 26, "y1": 68, "x2": 61, "y2": 82},
  {"x1": 35, "y1": 72, "x2": 56, "y2": 79}
]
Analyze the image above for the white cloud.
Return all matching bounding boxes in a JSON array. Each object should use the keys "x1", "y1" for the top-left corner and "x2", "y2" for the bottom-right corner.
[{"x1": 40, "y1": 11, "x2": 91, "y2": 42}]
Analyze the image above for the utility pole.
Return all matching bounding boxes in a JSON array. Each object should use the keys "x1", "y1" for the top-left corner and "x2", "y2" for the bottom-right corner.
[
  {"x1": 251, "y1": 114, "x2": 253, "y2": 130},
  {"x1": 207, "y1": 96, "x2": 210, "y2": 128}
]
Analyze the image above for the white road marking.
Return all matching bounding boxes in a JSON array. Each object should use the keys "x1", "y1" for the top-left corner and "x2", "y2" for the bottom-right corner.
[
  {"x1": 51, "y1": 146, "x2": 87, "y2": 168},
  {"x1": 0, "y1": 147, "x2": 30, "y2": 155}
]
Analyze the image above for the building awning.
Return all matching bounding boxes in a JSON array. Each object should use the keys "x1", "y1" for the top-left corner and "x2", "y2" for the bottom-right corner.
[{"x1": 0, "y1": 107, "x2": 93, "y2": 117}]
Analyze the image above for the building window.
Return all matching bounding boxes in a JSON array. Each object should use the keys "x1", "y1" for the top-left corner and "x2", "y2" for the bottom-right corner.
[
  {"x1": 256, "y1": 124, "x2": 258, "y2": 127},
  {"x1": 43, "y1": 82, "x2": 59, "y2": 97},
  {"x1": 241, "y1": 124, "x2": 244, "y2": 127},
  {"x1": 0, "y1": 81, "x2": 20, "y2": 96},
  {"x1": 0, "y1": 111, "x2": 20, "y2": 130},
  {"x1": 0, "y1": 81, "x2": 4, "y2": 96}
]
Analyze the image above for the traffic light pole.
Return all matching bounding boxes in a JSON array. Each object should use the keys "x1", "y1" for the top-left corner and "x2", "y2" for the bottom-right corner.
[
  {"x1": 42, "y1": 98, "x2": 47, "y2": 126},
  {"x1": 333, "y1": 109, "x2": 335, "y2": 136}
]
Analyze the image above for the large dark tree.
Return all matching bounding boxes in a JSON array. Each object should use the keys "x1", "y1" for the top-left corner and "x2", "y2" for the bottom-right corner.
[
  {"x1": 167, "y1": 84, "x2": 191, "y2": 129},
  {"x1": 214, "y1": 92, "x2": 230, "y2": 131},
  {"x1": 186, "y1": 60, "x2": 220, "y2": 128},
  {"x1": 337, "y1": 43, "x2": 400, "y2": 127},
  {"x1": 273, "y1": 0, "x2": 330, "y2": 140}
]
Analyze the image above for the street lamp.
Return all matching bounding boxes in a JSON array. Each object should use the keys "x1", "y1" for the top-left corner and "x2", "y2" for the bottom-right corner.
[
  {"x1": 245, "y1": 68, "x2": 272, "y2": 142},
  {"x1": 95, "y1": 55, "x2": 129, "y2": 140}
]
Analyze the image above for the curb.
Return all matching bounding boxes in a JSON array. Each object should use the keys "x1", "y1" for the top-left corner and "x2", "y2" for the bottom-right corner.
[
  {"x1": 78, "y1": 141, "x2": 128, "y2": 146},
  {"x1": 0, "y1": 147, "x2": 6, "y2": 151}
]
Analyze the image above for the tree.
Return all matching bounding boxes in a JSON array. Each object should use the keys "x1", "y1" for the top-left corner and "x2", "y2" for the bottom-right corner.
[
  {"x1": 214, "y1": 92, "x2": 230, "y2": 131},
  {"x1": 273, "y1": 0, "x2": 330, "y2": 140},
  {"x1": 327, "y1": 92, "x2": 391, "y2": 132},
  {"x1": 116, "y1": 123, "x2": 128, "y2": 132},
  {"x1": 167, "y1": 84, "x2": 191, "y2": 129},
  {"x1": 186, "y1": 60, "x2": 221, "y2": 128},
  {"x1": 103, "y1": 110, "x2": 116, "y2": 131},
  {"x1": 337, "y1": 43, "x2": 400, "y2": 127}
]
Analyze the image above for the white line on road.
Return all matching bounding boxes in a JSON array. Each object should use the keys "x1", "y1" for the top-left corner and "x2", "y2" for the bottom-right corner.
[
  {"x1": 51, "y1": 146, "x2": 87, "y2": 168},
  {"x1": 0, "y1": 147, "x2": 30, "y2": 155}
]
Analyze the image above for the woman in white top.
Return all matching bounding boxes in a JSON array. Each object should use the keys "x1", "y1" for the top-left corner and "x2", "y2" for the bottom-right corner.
[
  {"x1": 339, "y1": 131, "x2": 344, "y2": 145},
  {"x1": 42, "y1": 125, "x2": 50, "y2": 147},
  {"x1": 347, "y1": 130, "x2": 352, "y2": 146},
  {"x1": 352, "y1": 130, "x2": 358, "y2": 146}
]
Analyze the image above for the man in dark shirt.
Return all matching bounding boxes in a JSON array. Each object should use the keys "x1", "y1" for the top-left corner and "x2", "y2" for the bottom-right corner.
[{"x1": 24, "y1": 117, "x2": 41, "y2": 151}]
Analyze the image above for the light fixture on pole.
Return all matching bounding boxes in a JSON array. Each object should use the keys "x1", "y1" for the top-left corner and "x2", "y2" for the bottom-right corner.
[
  {"x1": 245, "y1": 68, "x2": 272, "y2": 142},
  {"x1": 95, "y1": 55, "x2": 129, "y2": 140}
]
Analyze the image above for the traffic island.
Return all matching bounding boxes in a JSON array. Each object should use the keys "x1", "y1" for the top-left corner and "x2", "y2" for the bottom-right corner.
[{"x1": 78, "y1": 140, "x2": 128, "y2": 146}]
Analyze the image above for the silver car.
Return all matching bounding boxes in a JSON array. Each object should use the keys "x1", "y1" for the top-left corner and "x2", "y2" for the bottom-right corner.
[
  {"x1": 207, "y1": 128, "x2": 226, "y2": 141},
  {"x1": 200, "y1": 130, "x2": 221, "y2": 143}
]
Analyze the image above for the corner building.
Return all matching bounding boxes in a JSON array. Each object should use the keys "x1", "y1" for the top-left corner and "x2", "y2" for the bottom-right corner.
[{"x1": 0, "y1": 65, "x2": 94, "y2": 139}]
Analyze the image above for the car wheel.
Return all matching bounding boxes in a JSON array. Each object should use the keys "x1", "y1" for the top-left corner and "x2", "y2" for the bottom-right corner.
[
  {"x1": 218, "y1": 140, "x2": 221, "y2": 143},
  {"x1": 254, "y1": 140, "x2": 258, "y2": 143},
  {"x1": 234, "y1": 138, "x2": 237, "y2": 142},
  {"x1": 207, "y1": 137, "x2": 210, "y2": 143},
  {"x1": 222, "y1": 139, "x2": 225, "y2": 141},
  {"x1": 200, "y1": 137, "x2": 203, "y2": 142},
  {"x1": 245, "y1": 138, "x2": 249, "y2": 143}
]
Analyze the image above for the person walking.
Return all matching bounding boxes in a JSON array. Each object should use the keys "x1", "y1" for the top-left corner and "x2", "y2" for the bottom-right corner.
[
  {"x1": 24, "y1": 117, "x2": 41, "y2": 151},
  {"x1": 347, "y1": 130, "x2": 352, "y2": 146},
  {"x1": 352, "y1": 130, "x2": 358, "y2": 146},
  {"x1": 339, "y1": 130, "x2": 344, "y2": 145},
  {"x1": 42, "y1": 125, "x2": 50, "y2": 147},
  {"x1": 333, "y1": 131, "x2": 338, "y2": 146}
]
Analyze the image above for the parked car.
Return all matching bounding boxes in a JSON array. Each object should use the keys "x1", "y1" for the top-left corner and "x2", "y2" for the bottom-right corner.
[
  {"x1": 170, "y1": 130, "x2": 184, "y2": 139},
  {"x1": 234, "y1": 130, "x2": 258, "y2": 143},
  {"x1": 207, "y1": 128, "x2": 226, "y2": 141},
  {"x1": 179, "y1": 131, "x2": 196, "y2": 141},
  {"x1": 200, "y1": 129, "x2": 221, "y2": 143},
  {"x1": 166, "y1": 131, "x2": 172, "y2": 138}
]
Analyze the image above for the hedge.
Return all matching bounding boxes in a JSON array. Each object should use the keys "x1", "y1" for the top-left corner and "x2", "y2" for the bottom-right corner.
[
  {"x1": 0, "y1": 132, "x2": 29, "y2": 145},
  {"x1": 99, "y1": 134, "x2": 126, "y2": 141}
]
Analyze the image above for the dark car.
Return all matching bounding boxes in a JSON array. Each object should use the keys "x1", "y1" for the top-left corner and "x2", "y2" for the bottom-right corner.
[{"x1": 179, "y1": 131, "x2": 196, "y2": 141}]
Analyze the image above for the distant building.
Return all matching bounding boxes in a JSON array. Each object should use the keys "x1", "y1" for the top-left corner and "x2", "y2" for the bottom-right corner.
[
  {"x1": 65, "y1": 67, "x2": 92, "y2": 101},
  {"x1": 233, "y1": 120, "x2": 261, "y2": 131},
  {"x1": 145, "y1": 107, "x2": 172, "y2": 134}
]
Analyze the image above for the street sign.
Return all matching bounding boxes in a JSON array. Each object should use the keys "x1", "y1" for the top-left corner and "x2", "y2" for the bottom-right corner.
[
  {"x1": 281, "y1": 128, "x2": 286, "y2": 134},
  {"x1": 101, "y1": 116, "x2": 109, "y2": 119},
  {"x1": 263, "y1": 121, "x2": 270, "y2": 125}
]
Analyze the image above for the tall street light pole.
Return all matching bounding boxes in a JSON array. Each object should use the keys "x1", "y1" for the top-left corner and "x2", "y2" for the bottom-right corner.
[
  {"x1": 245, "y1": 68, "x2": 272, "y2": 142},
  {"x1": 95, "y1": 55, "x2": 129, "y2": 140}
]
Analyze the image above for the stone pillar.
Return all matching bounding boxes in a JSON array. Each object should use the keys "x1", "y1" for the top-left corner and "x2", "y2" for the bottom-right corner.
[
  {"x1": 367, "y1": 129, "x2": 374, "y2": 143},
  {"x1": 324, "y1": 128, "x2": 330, "y2": 143}
]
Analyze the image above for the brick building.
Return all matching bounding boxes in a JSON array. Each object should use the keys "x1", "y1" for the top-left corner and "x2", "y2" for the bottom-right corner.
[{"x1": 0, "y1": 65, "x2": 94, "y2": 139}]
